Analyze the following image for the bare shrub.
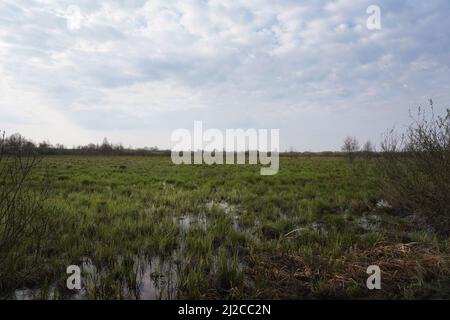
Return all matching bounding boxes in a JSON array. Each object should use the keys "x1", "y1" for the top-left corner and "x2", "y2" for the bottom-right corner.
[
  {"x1": 377, "y1": 101, "x2": 450, "y2": 235},
  {"x1": 0, "y1": 132, "x2": 51, "y2": 290}
]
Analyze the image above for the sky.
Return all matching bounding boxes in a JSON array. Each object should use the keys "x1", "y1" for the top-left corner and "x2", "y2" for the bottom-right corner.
[{"x1": 1, "y1": 0, "x2": 449, "y2": 151}]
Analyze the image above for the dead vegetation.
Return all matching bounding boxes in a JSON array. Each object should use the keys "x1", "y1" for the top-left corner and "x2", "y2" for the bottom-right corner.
[{"x1": 245, "y1": 241, "x2": 450, "y2": 299}]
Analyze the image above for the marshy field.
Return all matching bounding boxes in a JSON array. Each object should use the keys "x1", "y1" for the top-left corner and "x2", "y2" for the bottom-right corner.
[
  {"x1": 3, "y1": 1, "x2": 450, "y2": 307},
  {"x1": 2, "y1": 155, "x2": 449, "y2": 300}
]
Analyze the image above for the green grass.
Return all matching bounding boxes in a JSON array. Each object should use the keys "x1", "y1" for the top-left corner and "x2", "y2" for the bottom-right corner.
[{"x1": 2, "y1": 156, "x2": 449, "y2": 299}]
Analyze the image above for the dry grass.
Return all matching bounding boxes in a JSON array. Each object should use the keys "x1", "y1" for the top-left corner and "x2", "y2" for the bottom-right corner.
[{"x1": 246, "y1": 241, "x2": 450, "y2": 299}]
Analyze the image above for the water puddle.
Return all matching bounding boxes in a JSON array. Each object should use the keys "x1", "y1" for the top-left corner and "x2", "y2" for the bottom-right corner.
[
  {"x1": 11, "y1": 254, "x2": 179, "y2": 300},
  {"x1": 176, "y1": 214, "x2": 207, "y2": 232},
  {"x1": 13, "y1": 286, "x2": 57, "y2": 300},
  {"x1": 80, "y1": 255, "x2": 178, "y2": 300},
  {"x1": 138, "y1": 256, "x2": 178, "y2": 300},
  {"x1": 207, "y1": 200, "x2": 240, "y2": 230},
  {"x1": 206, "y1": 200, "x2": 237, "y2": 214}
]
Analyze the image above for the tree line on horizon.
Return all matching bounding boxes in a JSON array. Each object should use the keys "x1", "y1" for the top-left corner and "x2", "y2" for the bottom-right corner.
[
  {"x1": 0, "y1": 135, "x2": 166, "y2": 156},
  {"x1": 0, "y1": 133, "x2": 379, "y2": 157}
]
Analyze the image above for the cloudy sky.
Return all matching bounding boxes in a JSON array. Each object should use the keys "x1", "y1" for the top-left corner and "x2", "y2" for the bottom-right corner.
[{"x1": 1, "y1": 0, "x2": 449, "y2": 151}]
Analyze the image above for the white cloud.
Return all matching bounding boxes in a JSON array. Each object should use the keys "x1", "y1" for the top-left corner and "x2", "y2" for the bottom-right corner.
[{"x1": 1, "y1": 0, "x2": 450, "y2": 150}]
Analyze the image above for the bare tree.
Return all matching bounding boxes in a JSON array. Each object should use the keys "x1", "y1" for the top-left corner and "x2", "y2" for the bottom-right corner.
[{"x1": 341, "y1": 136, "x2": 360, "y2": 162}]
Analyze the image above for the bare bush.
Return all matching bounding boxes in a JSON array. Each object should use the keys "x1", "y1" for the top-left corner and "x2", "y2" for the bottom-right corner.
[
  {"x1": 377, "y1": 101, "x2": 450, "y2": 235},
  {"x1": 0, "y1": 132, "x2": 51, "y2": 290}
]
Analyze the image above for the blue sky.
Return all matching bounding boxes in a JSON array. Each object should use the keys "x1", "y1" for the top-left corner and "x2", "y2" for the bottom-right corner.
[{"x1": 1, "y1": 0, "x2": 449, "y2": 151}]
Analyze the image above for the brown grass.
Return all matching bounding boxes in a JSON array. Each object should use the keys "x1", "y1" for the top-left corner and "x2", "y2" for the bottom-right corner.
[{"x1": 245, "y1": 241, "x2": 450, "y2": 299}]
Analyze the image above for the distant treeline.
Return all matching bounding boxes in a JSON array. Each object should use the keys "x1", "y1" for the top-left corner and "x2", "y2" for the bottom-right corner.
[
  {"x1": 0, "y1": 132, "x2": 381, "y2": 157},
  {"x1": 0, "y1": 133, "x2": 170, "y2": 156},
  {"x1": 280, "y1": 151, "x2": 379, "y2": 158}
]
